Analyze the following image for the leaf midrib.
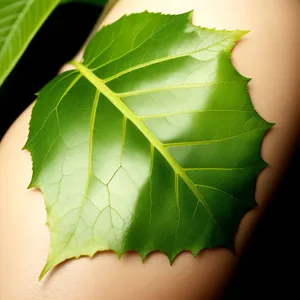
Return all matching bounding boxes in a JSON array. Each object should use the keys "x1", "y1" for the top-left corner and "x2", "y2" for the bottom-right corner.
[{"x1": 71, "y1": 60, "x2": 217, "y2": 225}]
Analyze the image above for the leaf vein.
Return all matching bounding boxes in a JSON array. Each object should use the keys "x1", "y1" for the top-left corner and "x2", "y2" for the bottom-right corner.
[
  {"x1": 116, "y1": 81, "x2": 234, "y2": 98},
  {"x1": 89, "y1": 16, "x2": 178, "y2": 72},
  {"x1": 102, "y1": 35, "x2": 233, "y2": 83},
  {"x1": 26, "y1": 74, "x2": 81, "y2": 147},
  {"x1": 54, "y1": 89, "x2": 100, "y2": 255},
  {"x1": 164, "y1": 128, "x2": 263, "y2": 147},
  {"x1": 139, "y1": 109, "x2": 254, "y2": 119},
  {"x1": 195, "y1": 184, "x2": 242, "y2": 202}
]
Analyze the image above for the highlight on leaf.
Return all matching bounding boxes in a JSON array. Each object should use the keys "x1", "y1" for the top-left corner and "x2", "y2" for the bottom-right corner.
[{"x1": 24, "y1": 11, "x2": 272, "y2": 279}]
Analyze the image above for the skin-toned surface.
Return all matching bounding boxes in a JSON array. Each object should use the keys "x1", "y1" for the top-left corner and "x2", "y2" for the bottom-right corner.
[{"x1": 1, "y1": 0, "x2": 300, "y2": 299}]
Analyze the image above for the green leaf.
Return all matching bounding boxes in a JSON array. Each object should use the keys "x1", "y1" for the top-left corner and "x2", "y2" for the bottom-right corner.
[
  {"x1": 25, "y1": 11, "x2": 272, "y2": 279},
  {"x1": 0, "y1": 0, "x2": 108, "y2": 87},
  {"x1": 0, "y1": 0, "x2": 59, "y2": 86}
]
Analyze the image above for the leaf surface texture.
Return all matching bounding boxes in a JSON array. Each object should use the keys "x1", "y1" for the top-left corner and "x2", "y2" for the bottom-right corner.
[{"x1": 25, "y1": 12, "x2": 272, "y2": 278}]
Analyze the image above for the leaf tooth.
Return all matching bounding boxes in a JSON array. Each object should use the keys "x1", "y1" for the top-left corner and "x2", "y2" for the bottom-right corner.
[{"x1": 140, "y1": 250, "x2": 150, "y2": 262}]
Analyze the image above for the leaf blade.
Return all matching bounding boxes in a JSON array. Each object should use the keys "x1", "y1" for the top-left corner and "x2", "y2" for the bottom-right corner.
[{"x1": 25, "y1": 12, "x2": 272, "y2": 279}]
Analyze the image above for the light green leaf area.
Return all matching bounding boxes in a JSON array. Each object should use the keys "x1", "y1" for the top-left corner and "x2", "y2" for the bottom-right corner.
[
  {"x1": 25, "y1": 12, "x2": 272, "y2": 279},
  {"x1": 0, "y1": 0, "x2": 59, "y2": 86},
  {"x1": 0, "y1": 0, "x2": 107, "y2": 87}
]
